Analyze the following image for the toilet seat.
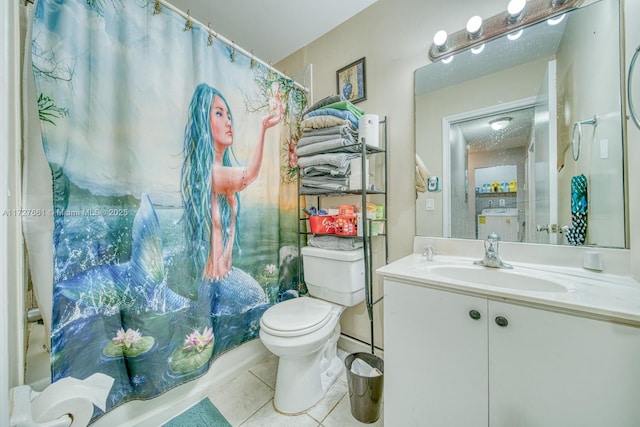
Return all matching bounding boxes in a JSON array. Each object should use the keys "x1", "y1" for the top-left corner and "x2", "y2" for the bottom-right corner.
[{"x1": 261, "y1": 297, "x2": 333, "y2": 338}]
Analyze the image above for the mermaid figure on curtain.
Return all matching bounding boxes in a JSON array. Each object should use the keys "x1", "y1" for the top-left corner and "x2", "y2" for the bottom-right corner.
[{"x1": 181, "y1": 83, "x2": 283, "y2": 317}]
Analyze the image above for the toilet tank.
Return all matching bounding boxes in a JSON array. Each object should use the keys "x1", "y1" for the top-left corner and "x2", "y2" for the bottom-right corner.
[{"x1": 301, "y1": 246, "x2": 365, "y2": 306}]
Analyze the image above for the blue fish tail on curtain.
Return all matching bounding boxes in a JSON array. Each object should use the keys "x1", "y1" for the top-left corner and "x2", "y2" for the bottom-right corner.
[{"x1": 29, "y1": 0, "x2": 307, "y2": 420}]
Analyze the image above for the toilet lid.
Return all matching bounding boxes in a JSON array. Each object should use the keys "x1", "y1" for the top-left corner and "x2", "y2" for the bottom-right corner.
[{"x1": 261, "y1": 297, "x2": 333, "y2": 337}]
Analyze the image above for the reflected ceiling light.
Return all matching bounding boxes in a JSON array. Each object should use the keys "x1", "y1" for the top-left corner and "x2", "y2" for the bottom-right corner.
[
  {"x1": 466, "y1": 16, "x2": 483, "y2": 38},
  {"x1": 471, "y1": 44, "x2": 485, "y2": 54},
  {"x1": 433, "y1": 30, "x2": 448, "y2": 51},
  {"x1": 547, "y1": 14, "x2": 566, "y2": 25},
  {"x1": 507, "y1": 29, "x2": 524, "y2": 40},
  {"x1": 507, "y1": 0, "x2": 527, "y2": 23},
  {"x1": 490, "y1": 117, "x2": 513, "y2": 130},
  {"x1": 442, "y1": 55, "x2": 454, "y2": 64}
]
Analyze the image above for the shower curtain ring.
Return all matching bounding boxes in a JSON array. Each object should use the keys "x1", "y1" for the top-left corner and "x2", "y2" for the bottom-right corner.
[
  {"x1": 207, "y1": 23, "x2": 214, "y2": 46},
  {"x1": 153, "y1": 0, "x2": 161, "y2": 15},
  {"x1": 184, "y1": 10, "x2": 192, "y2": 31},
  {"x1": 250, "y1": 51, "x2": 256, "y2": 68},
  {"x1": 230, "y1": 43, "x2": 236, "y2": 62}
]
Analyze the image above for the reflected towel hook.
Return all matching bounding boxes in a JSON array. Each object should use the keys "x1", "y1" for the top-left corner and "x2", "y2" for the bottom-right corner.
[
  {"x1": 571, "y1": 115, "x2": 598, "y2": 161},
  {"x1": 629, "y1": 45, "x2": 640, "y2": 130}
]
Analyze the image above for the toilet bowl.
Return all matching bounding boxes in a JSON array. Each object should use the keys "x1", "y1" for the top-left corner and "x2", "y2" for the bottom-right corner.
[
  {"x1": 259, "y1": 297, "x2": 344, "y2": 414},
  {"x1": 259, "y1": 247, "x2": 365, "y2": 414}
]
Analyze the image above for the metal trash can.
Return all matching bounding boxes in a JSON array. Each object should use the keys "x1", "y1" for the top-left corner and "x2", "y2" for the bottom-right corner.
[{"x1": 345, "y1": 352, "x2": 384, "y2": 424}]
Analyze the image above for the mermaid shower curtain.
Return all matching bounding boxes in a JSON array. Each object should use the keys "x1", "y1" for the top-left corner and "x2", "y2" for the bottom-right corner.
[{"x1": 29, "y1": 0, "x2": 305, "y2": 420}]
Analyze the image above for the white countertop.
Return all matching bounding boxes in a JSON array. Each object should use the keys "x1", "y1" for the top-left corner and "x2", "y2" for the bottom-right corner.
[{"x1": 377, "y1": 253, "x2": 640, "y2": 325}]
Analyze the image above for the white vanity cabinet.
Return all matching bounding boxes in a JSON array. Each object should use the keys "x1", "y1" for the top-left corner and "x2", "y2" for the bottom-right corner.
[{"x1": 384, "y1": 278, "x2": 640, "y2": 427}]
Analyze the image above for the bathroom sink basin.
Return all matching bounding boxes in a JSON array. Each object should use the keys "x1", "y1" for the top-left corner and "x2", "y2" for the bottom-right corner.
[{"x1": 426, "y1": 265, "x2": 568, "y2": 293}]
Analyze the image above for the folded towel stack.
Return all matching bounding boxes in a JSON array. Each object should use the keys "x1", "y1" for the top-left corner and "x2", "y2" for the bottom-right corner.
[{"x1": 297, "y1": 94, "x2": 366, "y2": 194}]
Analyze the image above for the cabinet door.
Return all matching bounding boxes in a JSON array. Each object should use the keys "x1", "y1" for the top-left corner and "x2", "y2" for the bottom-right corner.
[
  {"x1": 489, "y1": 301, "x2": 640, "y2": 427},
  {"x1": 384, "y1": 280, "x2": 489, "y2": 427}
]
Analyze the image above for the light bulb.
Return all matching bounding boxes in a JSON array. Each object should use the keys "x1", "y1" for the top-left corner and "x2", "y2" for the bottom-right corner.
[
  {"x1": 433, "y1": 30, "x2": 448, "y2": 50},
  {"x1": 547, "y1": 14, "x2": 565, "y2": 25},
  {"x1": 507, "y1": 29, "x2": 524, "y2": 40},
  {"x1": 489, "y1": 117, "x2": 512, "y2": 130},
  {"x1": 471, "y1": 44, "x2": 485, "y2": 54},
  {"x1": 507, "y1": 0, "x2": 526, "y2": 22},
  {"x1": 466, "y1": 15, "x2": 483, "y2": 38}
]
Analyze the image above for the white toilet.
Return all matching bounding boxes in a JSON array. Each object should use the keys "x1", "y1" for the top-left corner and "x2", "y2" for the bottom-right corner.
[{"x1": 259, "y1": 246, "x2": 364, "y2": 414}]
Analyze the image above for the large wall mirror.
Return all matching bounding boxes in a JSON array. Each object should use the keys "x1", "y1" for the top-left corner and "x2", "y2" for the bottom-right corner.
[{"x1": 415, "y1": 0, "x2": 626, "y2": 248}]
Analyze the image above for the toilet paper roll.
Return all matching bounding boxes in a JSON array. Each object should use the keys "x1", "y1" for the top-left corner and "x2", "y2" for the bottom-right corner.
[
  {"x1": 31, "y1": 373, "x2": 115, "y2": 426},
  {"x1": 349, "y1": 158, "x2": 369, "y2": 176},
  {"x1": 358, "y1": 114, "x2": 379, "y2": 147},
  {"x1": 349, "y1": 158, "x2": 370, "y2": 190}
]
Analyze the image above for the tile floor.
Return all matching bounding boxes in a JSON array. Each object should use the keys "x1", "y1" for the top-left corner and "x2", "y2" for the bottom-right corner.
[
  {"x1": 206, "y1": 350, "x2": 383, "y2": 426},
  {"x1": 26, "y1": 322, "x2": 383, "y2": 426}
]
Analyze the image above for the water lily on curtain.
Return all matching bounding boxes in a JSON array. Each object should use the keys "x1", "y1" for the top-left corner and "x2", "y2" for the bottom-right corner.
[{"x1": 30, "y1": 0, "x2": 306, "y2": 421}]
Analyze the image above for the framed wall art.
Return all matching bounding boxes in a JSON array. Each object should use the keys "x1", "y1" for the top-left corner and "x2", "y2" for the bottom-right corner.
[{"x1": 336, "y1": 57, "x2": 366, "y2": 104}]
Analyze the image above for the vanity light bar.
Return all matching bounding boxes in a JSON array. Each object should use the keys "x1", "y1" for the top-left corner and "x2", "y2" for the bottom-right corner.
[{"x1": 428, "y1": 0, "x2": 583, "y2": 62}]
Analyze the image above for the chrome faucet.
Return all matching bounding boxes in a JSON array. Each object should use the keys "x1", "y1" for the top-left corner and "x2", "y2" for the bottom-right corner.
[
  {"x1": 474, "y1": 233, "x2": 512, "y2": 269},
  {"x1": 423, "y1": 244, "x2": 435, "y2": 261}
]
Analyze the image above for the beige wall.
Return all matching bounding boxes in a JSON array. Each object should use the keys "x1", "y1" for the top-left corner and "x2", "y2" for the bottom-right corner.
[
  {"x1": 277, "y1": 0, "x2": 521, "y2": 347},
  {"x1": 277, "y1": 0, "x2": 640, "y2": 348}
]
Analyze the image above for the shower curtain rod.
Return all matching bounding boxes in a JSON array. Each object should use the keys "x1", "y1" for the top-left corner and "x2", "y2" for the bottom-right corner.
[
  {"x1": 155, "y1": 0, "x2": 309, "y2": 93},
  {"x1": 22, "y1": 0, "x2": 308, "y2": 93}
]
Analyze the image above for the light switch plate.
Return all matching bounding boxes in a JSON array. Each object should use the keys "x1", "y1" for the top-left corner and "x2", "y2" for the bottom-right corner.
[
  {"x1": 600, "y1": 139, "x2": 609, "y2": 159},
  {"x1": 426, "y1": 198, "x2": 435, "y2": 211}
]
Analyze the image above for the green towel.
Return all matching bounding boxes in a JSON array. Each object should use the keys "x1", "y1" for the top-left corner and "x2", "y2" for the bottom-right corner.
[{"x1": 323, "y1": 100, "x2": 366, "y2": 118}]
